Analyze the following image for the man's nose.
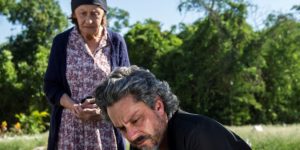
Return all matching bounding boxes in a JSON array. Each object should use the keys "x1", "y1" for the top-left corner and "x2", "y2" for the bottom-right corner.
[{"x1": 126, "y1": 127, "x2": 138, "y2": 142}]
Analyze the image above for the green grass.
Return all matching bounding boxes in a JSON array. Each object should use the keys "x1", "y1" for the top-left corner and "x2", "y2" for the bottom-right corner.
[
  {"x1": 0, "y1": 124, "x2": 299, "y2": 150},
  {"x1": 228, "y1": 124, "x2": 300, "y2": 150},
  {"x1": 0, "y1": 132, "x2": 48, "y2": 150}
]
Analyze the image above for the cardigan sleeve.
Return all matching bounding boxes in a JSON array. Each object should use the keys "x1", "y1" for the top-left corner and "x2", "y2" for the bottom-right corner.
[
  {"x1": 108, "y1": 31, "x2": 130, "y2": 69},
  {"x1": 43, "y1": 35, "x2": 67, "y2": 106},
  {"x1": 118, "y1": 33, "x2": 130, "y2": 67}
]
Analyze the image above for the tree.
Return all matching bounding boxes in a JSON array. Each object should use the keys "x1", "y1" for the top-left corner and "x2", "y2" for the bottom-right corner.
[
  {"x1": 0, "y1": 0, "x2": 67, "y2": 123},
  {"x1": 2, "y1": 0, "x2": 67, "y2": 63},
  {"x1": 169, "y1": 0, "x2": 264, "y2": 125},
  {"x1": 0, "y1": 50, "x2": 23, "y2": 123},
  {"x1": 125, "y1": 19, "x2": 182, "y2": 72},
  {"x1": 260, "y1": 13, "x2": 300, "y2": 123},
  {"x1": 107, "y1": 7, "x2": 130, "y2": 33}
]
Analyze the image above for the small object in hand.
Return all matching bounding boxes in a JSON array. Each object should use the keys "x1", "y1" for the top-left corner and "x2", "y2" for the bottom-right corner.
[{"x1": 81, "y1": 96, "x2": 95, "y2": 103}]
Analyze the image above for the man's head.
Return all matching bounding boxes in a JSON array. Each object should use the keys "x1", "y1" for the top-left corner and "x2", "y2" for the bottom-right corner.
[{"x1": 95, "y1": 65, "x2": 179, "y2": 149}]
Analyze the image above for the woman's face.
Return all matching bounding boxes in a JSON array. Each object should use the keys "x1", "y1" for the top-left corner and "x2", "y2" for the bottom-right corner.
[{"x1": 73, "y1": 5, "x2": 105, "y2": 39}]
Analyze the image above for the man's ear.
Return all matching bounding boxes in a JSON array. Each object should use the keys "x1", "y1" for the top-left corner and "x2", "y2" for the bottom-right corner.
[{"x1": 154, "y1": 96, "x2": 165, "y2": 114}]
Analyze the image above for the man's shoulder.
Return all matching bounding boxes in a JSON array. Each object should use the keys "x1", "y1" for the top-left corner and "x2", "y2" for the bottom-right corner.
[
  {"x1": 168, "y1": 110, "x2": 252, "y2": 150},
  {"x1": 170, "y1": 110, "x2": 219, "y2": 127},
  {"x1": 167, "y1": 110, "x2": 219, "y2": 149},
  {"x1": 168, "y1": 110, "x2": 229, "y2": 138}
]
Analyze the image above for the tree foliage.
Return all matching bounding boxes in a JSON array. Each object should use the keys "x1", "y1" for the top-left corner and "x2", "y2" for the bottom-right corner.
[
  {"x1": 1, "y1": 0, "x2": 300, "y2": 126},
  {"x1": 107, "y1": 7, "x2": 130, "y2": 32},
  {"x1": 125, "y1": 19, "x2": 182, "y2": 72},
  {"x1": 127, "y1": 0, "x2": 300, "y2": 125},
  {"x1": 260, "y1": 14, "x2": 300, "y2": 123},
  {"x1": 168, "y1": 1, "x2": 264, "y2": 125},
  {"x1": 0, "y1": 0, "x2": 67, "y2": 123},
  {"x1": 0, "y1": 50, "x2": 23, "y2": 123},
  {"x1": 2, "y1": 0, "x2": 67, "y2": 63}
]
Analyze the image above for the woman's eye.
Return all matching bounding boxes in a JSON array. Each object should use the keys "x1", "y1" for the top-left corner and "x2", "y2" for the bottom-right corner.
[
  {"x1": 80, "y1": 12, "x2": 87, "y2": 17},
  {"x1": 92, "y1": 12, "x2": 101, "y2": 18}
]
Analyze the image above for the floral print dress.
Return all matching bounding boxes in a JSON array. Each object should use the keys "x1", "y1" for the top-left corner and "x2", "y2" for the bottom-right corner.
[{"x1": 57, "y1": 27, "x2": 117, "y2": 150}]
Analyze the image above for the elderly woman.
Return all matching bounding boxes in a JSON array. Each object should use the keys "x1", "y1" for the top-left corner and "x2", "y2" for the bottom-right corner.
[{"x1": 44, "y1": 0, "x2": 129, "y2": 149}]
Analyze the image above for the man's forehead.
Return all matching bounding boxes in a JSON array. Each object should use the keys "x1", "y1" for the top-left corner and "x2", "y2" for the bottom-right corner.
[{"x1": 107, "y1": 95, "x2": 142, "y2": 123}]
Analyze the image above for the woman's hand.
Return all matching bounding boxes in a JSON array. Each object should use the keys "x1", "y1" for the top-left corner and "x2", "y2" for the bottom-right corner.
[
  {"x1": 81, "y1": 97, "x2": 97, "y2": 109},
  {"x1": 60, "y1": 94, "x2": 101, "y2": 121},
  {"x1": 60, "y1": 93, "x2": 83, "y2": 115},
  {"x1": 76, "y1": 97, "x2": 101, "y2": 121},
  {"x1": 71, "y1": 103, "x2": 84, "y2": 115},
  {"x1": 76, "y1": 108, "x2": 101, "y2": 121}
]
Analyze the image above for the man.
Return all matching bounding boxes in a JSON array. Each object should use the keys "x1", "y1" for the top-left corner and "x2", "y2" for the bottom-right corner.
[{"x1": 95, "y1": 65, "x2": 251, "y2": 150}]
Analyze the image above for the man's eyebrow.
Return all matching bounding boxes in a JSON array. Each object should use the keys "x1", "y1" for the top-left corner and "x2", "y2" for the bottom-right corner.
[
  {"x1": 115, "y1": 117, "x2": 133, "y2": 131},
  {"x1": 117, "y1": 110, "x2": 139, "y2": 130},
  {"x1": 125, "y1": 110, "x2": 139, "y2": 123}
]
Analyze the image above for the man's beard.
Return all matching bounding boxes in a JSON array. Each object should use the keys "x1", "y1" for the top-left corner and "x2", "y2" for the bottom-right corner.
[
  {"x1": 141, "y1": 145, "x2": 159, "y2": 150},
  {"x1": 135, "y1": 112, "x2": 167, "y2": 150}
]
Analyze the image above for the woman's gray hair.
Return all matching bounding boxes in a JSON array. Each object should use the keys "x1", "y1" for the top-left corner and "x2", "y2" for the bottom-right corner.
[{"x1": 95, "y1": 65, "x2": 179, "y2": 122}]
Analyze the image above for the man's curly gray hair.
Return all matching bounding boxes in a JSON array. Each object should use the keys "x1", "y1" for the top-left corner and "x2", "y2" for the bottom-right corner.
[{"x1": 94, "y1": 65, "x2": 179, "y2": 122}]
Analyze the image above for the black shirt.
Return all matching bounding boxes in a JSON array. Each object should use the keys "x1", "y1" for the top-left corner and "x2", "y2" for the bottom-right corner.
[
  {"x1": 167, "y1": 110, "x2": 251, "y2": 150},
  {"x1": 130, "y1": 110, "x2": 251, "y2": 150}
]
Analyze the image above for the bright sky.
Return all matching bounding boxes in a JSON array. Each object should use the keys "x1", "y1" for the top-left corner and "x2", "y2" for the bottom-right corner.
[{"x1": 0, "y1": 0, "x2": 298, "y2": 43}]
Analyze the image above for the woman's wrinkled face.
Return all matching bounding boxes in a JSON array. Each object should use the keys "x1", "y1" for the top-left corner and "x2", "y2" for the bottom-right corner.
[
  {"x1": 107, "y1": 94, "x2": 168, "y2": 150},
  {"x1": 73, "y1": 5, "x2": 105, "y2": 39}
]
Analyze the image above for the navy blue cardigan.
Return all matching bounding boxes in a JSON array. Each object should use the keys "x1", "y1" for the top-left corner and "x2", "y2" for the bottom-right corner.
[{"x1": 44, "y1": 27, "x2": 130, "y2": 150}]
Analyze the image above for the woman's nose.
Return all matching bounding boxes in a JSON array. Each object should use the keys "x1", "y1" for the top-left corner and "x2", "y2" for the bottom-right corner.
[{"x1": 86, "y1": 18, "x2": 93, "y2": 24}]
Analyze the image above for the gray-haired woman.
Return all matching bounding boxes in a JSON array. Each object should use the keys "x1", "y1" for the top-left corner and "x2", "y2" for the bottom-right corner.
[{"x1": 44, "y1": 0, "x2": 129, "y2": 149}]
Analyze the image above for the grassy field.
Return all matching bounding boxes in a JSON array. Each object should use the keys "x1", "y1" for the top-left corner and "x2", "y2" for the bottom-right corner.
[
  {"x1": 0, "y1": 132, "x2": 48, "y2": 150},
  {"x1": 0, "y1": 124, "x2": 299, "y2": 150},
  {"x1": 228, "y1": 124, "x2": 300, "y2": 150}
]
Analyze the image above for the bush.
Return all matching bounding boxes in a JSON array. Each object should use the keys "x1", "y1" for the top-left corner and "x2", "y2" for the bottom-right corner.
[{"x1": 15, "y1": 110, "x2": 49, "y2": 134}]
